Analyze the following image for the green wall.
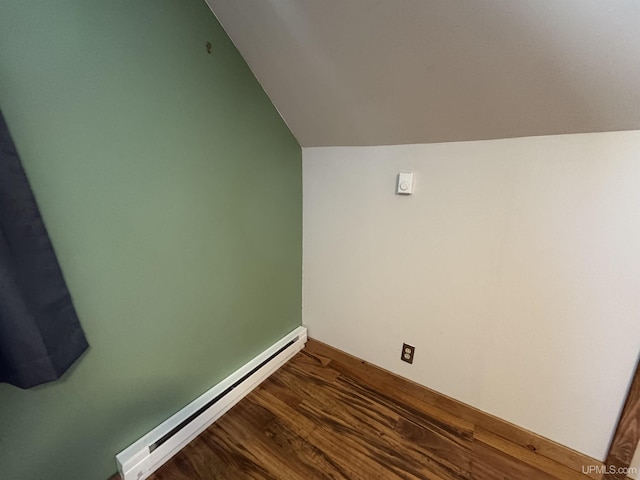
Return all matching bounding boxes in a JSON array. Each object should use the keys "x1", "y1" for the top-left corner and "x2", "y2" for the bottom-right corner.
[{"x1": 0, "y1": 1, "x2": 301, "y2": 479}]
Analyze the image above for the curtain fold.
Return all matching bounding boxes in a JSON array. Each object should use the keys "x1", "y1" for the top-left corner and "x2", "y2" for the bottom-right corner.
[{"x1": 0, "y1": 110, "x2": 88, "y2": 389}]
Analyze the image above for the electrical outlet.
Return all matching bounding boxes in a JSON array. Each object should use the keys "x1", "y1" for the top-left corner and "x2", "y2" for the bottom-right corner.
[{"x1": 401, "y1": 343, "x2": 415, "y2": 364}]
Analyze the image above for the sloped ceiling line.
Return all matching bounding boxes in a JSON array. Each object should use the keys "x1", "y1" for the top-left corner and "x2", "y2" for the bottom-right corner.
[{"x1": 208, "y1": 0, "x2": 640, "y2": 147}]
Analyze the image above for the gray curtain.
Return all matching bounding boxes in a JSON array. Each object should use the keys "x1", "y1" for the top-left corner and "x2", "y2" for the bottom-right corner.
[{"x1": 0, "y1": 110, "x2": 88, "y2": 389}]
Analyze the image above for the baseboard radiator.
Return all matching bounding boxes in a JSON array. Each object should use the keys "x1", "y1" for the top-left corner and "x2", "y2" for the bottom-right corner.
[{"x1": 116, "y1": 326, "x2": 308, "y2": 480}]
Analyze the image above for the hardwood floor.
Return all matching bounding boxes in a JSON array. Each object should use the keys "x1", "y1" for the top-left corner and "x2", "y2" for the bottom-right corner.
[
  {"x1": 146, "y1": 339, "x2": 603, "y2": 480},
  {"x1": 604, "y1": 358, "x2": 640, "y2": 480}
]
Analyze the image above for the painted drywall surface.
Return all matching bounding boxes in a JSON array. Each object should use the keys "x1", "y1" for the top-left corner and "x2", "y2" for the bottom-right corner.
[
  {"x1": 0, "y1": 1, "x2": 301, "y2": 479},
  {"x1": 209, "y1": 0, "x2": 640, "y2": 146},
  {"x1": 303, "y1": 132, "x2": 640, "y2": 461}
]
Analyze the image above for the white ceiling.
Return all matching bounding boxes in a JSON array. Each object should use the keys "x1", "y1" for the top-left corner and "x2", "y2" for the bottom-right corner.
[{"x1": 207, "y1": 0, "x2": 640, "y2": 147}]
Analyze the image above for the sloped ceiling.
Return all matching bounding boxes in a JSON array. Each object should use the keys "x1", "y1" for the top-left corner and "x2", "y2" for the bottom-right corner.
[{"x1": 207, "y1": 0, "x2": 640, "y2": 147}]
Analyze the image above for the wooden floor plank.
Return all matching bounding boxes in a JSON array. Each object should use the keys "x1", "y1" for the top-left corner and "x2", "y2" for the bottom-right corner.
[
  {"x1": 305, "y1": 338, "x2": 603, "y2": 479},
  {"x1": 473, "y1": 428, "x2": 589, "y2": 480},
  {"x1": 278, "y1": 358, "x2": 473, "y2": 479},
  {"x1": 253, "y1": 388, "x2": 420, "y2": 480},
  {"x1": 471, "y1": 439, "x2": 558, "y2": 480},
  {"x1": 146, "y1": 339, "x2": 600, "y2": 480},
  {"x1": 604, "y1": 359, "x2": 640, "y2": 480}
]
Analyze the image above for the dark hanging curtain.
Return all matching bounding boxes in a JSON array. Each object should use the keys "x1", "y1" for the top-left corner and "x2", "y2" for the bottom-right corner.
[{"x1": 0, "y1": 110, "x2": 88, "y2": 389}]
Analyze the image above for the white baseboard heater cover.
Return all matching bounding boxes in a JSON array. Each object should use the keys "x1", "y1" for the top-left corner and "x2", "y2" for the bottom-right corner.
[{"x1": 116, "y1": 326, "x2": 308, "y2": 480}]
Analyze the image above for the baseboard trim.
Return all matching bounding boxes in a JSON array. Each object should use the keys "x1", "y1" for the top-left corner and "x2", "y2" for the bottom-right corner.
[
  {"x1": 305, "y1": 338, "x2": 605, "y2": 480},
  {"x1": 115, "y1": 326, "x2": 307, "y2": 480}
]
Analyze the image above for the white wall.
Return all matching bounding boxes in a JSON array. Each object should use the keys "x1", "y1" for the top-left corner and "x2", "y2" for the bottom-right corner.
[{"x1": 302, "y1": 131, "x2": 640, "y2": 461}]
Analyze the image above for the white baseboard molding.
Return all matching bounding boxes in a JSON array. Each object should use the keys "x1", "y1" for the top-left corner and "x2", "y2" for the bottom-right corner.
[{"x1": 116, "y1": 326, "x2": 308, "y2": 480}]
